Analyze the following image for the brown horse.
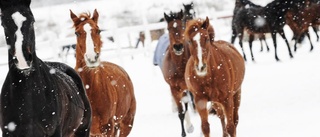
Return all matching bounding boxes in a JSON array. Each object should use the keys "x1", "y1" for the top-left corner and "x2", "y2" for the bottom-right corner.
[
  {"x1": 184, "y1": 17, "x2": 245, "y2": 137},
  {"x1": 286, "y1": 0, "x2": 320, "y2": 52},
  {"x1": 162, "y1": 10, "x2": 195, "y2": 137},
  {"x1": 70, "y1": 9, "x2": 136, "y2": 137}
]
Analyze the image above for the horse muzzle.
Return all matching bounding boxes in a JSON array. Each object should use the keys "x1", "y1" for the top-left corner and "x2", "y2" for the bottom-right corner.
[
  {"x1": 85, "y1": 53, "x2": 100, "y2": 68},
  {"x1": 173, "y1": 43, "x2": 184, "y2": 55},
  {"x1": 195, "y1": 64, "x2": 207, "y2": 76}
]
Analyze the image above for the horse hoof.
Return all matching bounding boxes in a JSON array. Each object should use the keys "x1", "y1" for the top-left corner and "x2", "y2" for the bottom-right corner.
[{"x1": 187, "y1": 124, "x2": 194, "y2": 133}]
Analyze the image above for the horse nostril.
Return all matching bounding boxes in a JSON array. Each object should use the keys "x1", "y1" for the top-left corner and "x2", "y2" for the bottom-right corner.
[
  {"x1": 173, "y1": 44, "x2": 183, "y2": 51},
  {"x1": 201, "y1": 64, "x2": 207, "y2": 71},
  {"x1": 95, "y1": 54, "x2": 99, "y2": 60}
]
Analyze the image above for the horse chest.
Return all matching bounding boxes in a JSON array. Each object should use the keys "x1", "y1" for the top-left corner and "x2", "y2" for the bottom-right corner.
[{"x1": 79, "y1": 69, "x2": 120, "y2": 109}]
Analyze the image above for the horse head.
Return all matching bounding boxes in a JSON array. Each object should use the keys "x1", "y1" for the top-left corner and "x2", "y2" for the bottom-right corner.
[
  {"x1": 0, "y1": 0, "x2": 36, "y2": 74},
  {"x1": 185, "y1": 17, "x2": 213, "y2": 77},
  {"x1": 164, "y1": 10, "x2": 186, "y2": 56},
  {"x1": 183, "y1": 2, "x2": 195, "y2": 20},
  {"x1": 70, "y1": 9, "x2": 102, "y2": 68}
]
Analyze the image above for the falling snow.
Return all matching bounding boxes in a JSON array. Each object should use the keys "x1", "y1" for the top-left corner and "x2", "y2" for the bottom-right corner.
[
  {"x1": 6, "y1": 122, "x2": 16, "y2": 132},
  {"x1": 49, "y1": 68, "x2": 56, "y2": 74},
  {"x1": 254, "y1": 16, "x2": 266, "y2": 27},
  {"x1": 0, "y1": 0, "x2": 319, "y2": 137}
]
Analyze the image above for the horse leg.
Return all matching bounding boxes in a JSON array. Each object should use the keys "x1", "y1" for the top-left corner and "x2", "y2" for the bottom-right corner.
[
  {"x1": 103, "y1": 119, "x2": 115, "y2": 136},
  {"x1": 233, "y1": 89, "x2": 241, "y2": 127},
  {"x1": 186, "y1": 90, "x2": 196, "y2": 113},
  {"x1": 271, "y1": 32, "x2": 280, "y2": 61},
  {"x1": 211, "y1": 102, "x2": 227, "y2": 137},
  {"x1": 278, "y1": 29, "x2": 293, "y2": 59},
  {"x1": 248, "y1": 34, "x2": 255, "y2": 62},
  {"x1": 305, "y1": 30, "x2": 314, "y2": 51},
  {"x1": 238, "y1": 32, "x2": 247, "y2": 61},
  {"x1": 195, "y1": 98, "x2": 210, "y2": 137},
  {"x1": 231, "y1": 27, "x2": 237, "y2": 44},
  {"x1": 118, "y1": 101, "x2": 136, "y2": 137},
  {"x1": 259, "y1": 38, "x2": 264, "y2": 52},
  {"x1": 262, "y1": 34, "x2": 270, "y2": 52},
  {"x1": 135, "y1": 39, "x2": 140, "y2": 48},
  {"x1": 312, "y1": 26, "x2": 319, "y2": 41},
  {"x1": 223, "y1": 96, "x2": 236, "y2": 137},
  {"x1": 171, "y1": 87, "x2": 187, "y2": 137}
]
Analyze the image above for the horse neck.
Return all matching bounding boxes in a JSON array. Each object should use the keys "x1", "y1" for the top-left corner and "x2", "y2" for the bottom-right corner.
[
  {"x1": 206, "y1": 43, "x2": 222, "y2": 69},
  {"x1": 75, "y1": 43, "x2": 86, "y2": 69}
]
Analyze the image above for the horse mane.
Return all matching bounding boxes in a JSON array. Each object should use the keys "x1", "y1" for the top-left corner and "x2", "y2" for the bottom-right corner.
[
  {"x1": 185, "y1": 18, "x2": 215, "y2": 42},
  {"x1": 72, "y1": 12, "x2": 92, "y2": 27}
]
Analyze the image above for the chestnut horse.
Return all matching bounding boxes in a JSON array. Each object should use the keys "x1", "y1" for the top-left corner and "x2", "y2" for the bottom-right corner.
[
  {"x1": 184, "y1": 17, "x2": 245, "y2": 137},
  {"x1": 70, "y1": 9, "x2": 136, "y2": 137},
  {"x1": 0, "y1": 0, "x2": 91, "y2": 136},
  {"x1": 162, "y1": 10, "x2": 195, "y2": 137}
]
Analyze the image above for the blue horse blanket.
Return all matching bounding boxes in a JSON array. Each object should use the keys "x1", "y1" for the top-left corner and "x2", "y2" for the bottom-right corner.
[{"x1": 153, "y1": 33, "x2": 169, "y2": 70}]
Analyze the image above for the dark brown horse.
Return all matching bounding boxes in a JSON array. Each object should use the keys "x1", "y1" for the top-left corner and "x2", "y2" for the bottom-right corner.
[
  {"x1": 286, "y1": 0, "x2": 320, "y2": 52},
  {"x1": 0, "y1": 0, "x2": 91, "y2": 136},
  {"x1": 70, "y1": 9, "x2": 136, "y2": 137},
  {"x1": 162, "y1": 10, "x2": 194, "y2": 137},
  {"x1": 184, "y1": 17, "x2": 245, "y2": 137}
]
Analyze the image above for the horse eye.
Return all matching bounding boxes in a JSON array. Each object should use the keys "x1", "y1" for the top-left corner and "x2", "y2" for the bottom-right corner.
[
  {"x1": 97, "y1": 30, "x2": 101, "y2": 34},
  {"x1": 75, "y1": 32, "x2": 80, "y2": 37}
]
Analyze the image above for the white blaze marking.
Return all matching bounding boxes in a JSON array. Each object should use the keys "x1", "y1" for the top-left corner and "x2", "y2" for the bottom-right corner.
[
  {"x1": 194, "y1": 33, "x2": 204, "y2": 70},
  {"x1": 193, "y1": 33, "x2": 207, "y2": 76},
  {"x1": 84, "y1": 24, "x2": 95, "y2": 60},
  {"x1": 173, "y1": 22, "x2": 177, "y2": 28},
  {"x1": 84, "y1": 23, "x2": 100, "y2": 67},
  {"x1": 12, "y1": 12, "x2": 28, "y2": 69}
]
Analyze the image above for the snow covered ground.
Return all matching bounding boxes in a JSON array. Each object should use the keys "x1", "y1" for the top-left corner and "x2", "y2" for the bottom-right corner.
[{"x1": 1, "y1": 0, "x2": 320, "y2": 136}]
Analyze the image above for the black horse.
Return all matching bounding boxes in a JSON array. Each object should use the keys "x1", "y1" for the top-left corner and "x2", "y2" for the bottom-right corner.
[
  {"x1": 231, "y1": 0, "x2": 270, "y2": 54},
  {"x1": 182, "y1": 2, "x2": 196, "y2": 24},
  {"x1": 0, "y1": 0, "x2": 92, "y2": 136},
  {"x1": 233, "y1": 0, "x2": 304, "y2": 61}
]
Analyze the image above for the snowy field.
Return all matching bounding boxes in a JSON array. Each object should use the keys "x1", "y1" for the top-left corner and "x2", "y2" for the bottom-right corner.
[{"x1": 1, "y1": 0, "x2": 320, "y2": 137}]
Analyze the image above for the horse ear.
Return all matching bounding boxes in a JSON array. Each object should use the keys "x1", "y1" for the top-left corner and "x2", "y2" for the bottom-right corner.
[
  {"x1": 178, "y1": 9, "x2": 184, "y2": 19},
  {"x1": 201, "y1": 16, "x2": 210, "y2": 29},
  {"x1": 92, "y1": 9, "x2": 99, "y2": 23},
  {"x1": 164, "y1": 12, "x2": 170, "y2": 23},
  {"x1": 70, "y1": 9, "x2": 80, "y2": 26}
]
